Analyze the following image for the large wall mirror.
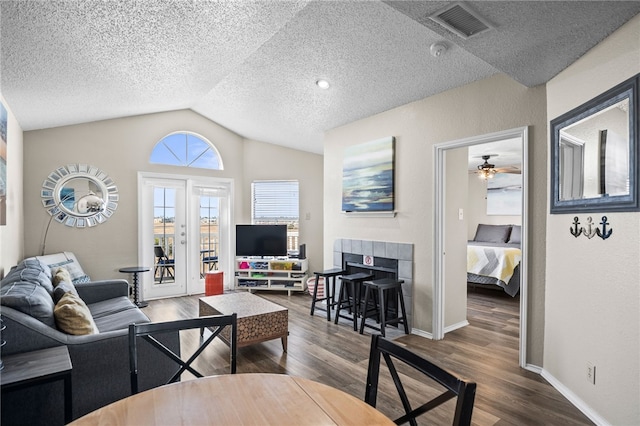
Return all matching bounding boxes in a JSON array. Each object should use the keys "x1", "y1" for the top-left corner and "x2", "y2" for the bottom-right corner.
[
  {"x1": 550, "y1": 73, "x2": 638, "y2": 213},
  {"x1": 41, "y1": 164, "x2": 118, "y2": 227}
]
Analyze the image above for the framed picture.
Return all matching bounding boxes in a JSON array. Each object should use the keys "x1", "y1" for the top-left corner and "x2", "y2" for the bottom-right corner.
[
  {"x1": 342, "y1": 136, "x2": 395, "y2": 212},
  {"x1": 0, "y1": 102, "x2": 7, "y2": 226},
  {"x1": 487, "y1": 173, "x2": 522, "y2": 215}
]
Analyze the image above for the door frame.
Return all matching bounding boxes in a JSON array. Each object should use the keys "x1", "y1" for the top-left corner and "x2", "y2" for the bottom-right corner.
[
  {"x1": 137, "y1": 172, "x2": 234, "y2": 299},
  {"x1": 433, "y1": 126, "x2": 529, "y2": 368}
]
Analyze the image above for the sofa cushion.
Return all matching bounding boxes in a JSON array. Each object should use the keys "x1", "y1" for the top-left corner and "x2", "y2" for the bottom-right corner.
[
  {"x1": 54, "y1": 292, "x2": 99, "y2": 335},
  {"x1": 53, "y1": 280, "x2": 79, "y2": 304},
  {"x1": 473, "y1": 224, "x2": 512, "y2": 244},
  {"x1": 88, "y1": 296, "x2": 138, "y2": 319},
  {"x1": 90, "y1": 298, "x2": 150, "y2": 332},
  {"x1": 0, "y1": 281, "x2": 56, "y2": 327},
  {"x1": 0, "y1": 259, "x2": 54, "y2": 296}
]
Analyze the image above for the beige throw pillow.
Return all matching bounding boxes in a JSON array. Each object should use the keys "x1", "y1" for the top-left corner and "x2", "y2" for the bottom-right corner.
[
  {"x1": 52, "y1": 266, "x2": 80, "y2": 304},
  {"x1": 54, "y1": 292, "x2": 98, "y2": 335},
  {"x1": 52, "y1": 267, "x2": 72, "y2": 287}
]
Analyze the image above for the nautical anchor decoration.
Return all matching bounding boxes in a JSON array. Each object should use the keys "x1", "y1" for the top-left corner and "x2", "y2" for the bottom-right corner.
[
  {"x1": 581, "y1": 216, "x2": 597, "y2": 239},
  {"x1": 570, "y1": 216, "x2": 613, "y2": 240},
  {"x1": 570, "y1": 217, "x2": 582, "y2": 238},
  {"x1": 596, "y1": 216, "x2": 613, "y2": 240}
]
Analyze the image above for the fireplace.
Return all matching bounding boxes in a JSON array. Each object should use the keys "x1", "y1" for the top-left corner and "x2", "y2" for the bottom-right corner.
[
  {"x1": 342, "y1": 253, "x2": 398, "y2": 280},
  {"x1": 333, "y1": 239, "x2": 414, "y2": 329}
]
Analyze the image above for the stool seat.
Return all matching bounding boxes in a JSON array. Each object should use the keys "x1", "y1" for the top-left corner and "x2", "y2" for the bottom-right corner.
[
  {"x1": 315, "y1": 268, "x2": 346, "y2": 277},
  {"x1": 310, "y1": 268, "x2": 346, "y2": 321},
  {"x1": 359, "y1": 278, "x2": 409, "y2": 337},
  {"x1": 341, "y1": 272, "x2": 375, "y2": 281},
  {"x1": 334, "y1": 273, "x2": 374, "y2": 331}
]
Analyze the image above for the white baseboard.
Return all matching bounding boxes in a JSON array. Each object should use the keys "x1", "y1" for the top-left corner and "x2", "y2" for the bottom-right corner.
[
  {"x1": 410, "y1": 328, "x2": 433, "y2": 339},
  {"x1": 540, "y1": 369, "x2": 609, "y2": 426},
  {"x1": 444, "y1": 320, "x2": 469, "y2": 334}
]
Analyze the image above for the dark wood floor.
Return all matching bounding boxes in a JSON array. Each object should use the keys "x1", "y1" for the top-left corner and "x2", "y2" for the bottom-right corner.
[{"x1": 143, "y1": 287, "x2": 592, "y2": 425}]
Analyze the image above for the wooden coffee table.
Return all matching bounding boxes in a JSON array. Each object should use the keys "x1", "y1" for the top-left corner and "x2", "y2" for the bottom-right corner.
[{"x1": 199, "y1": 292, "x2": 288, "y2": 351}]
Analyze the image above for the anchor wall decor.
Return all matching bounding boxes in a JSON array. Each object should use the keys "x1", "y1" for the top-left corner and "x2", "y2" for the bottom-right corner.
[{"x1": 569, "y1": 216, "x2": 613, "y2": 240}]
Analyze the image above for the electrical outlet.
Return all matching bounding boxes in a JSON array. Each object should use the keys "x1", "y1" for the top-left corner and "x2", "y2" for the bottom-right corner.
[{"x1": 587, "y1": 362, "x2": 596, "y2": 385}]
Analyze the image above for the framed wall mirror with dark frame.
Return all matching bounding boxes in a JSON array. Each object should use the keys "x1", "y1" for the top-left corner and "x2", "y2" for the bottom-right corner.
[{"x1": 550, "y1": 73, "x2": 639, "y2": 214}]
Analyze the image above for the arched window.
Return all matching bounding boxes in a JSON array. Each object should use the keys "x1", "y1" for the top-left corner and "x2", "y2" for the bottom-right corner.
[{"x1": 150, "y1": 132, "x2": 223, "y2": 170}]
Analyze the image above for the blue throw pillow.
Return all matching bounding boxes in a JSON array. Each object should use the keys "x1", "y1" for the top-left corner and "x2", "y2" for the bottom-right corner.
[{"x1": 47, "y1": 259, "x2": 91, "y2": 284}]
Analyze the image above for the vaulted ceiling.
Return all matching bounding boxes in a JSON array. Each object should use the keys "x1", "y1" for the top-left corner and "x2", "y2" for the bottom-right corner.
[{"x1": 1, "y1": 1, "x2": 639, "y2": 154}]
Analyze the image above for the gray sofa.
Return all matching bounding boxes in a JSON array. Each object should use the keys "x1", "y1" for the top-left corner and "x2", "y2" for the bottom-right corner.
[{"x1": 0, "y1": 252, "x2": 179, "y2": 425}]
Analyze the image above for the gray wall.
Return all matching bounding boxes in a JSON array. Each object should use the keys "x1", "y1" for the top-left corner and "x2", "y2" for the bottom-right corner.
[
  {"x1": 323, "y1": 73, "x2": 547, "y2": 366},
  {"x1": 21, "y1": 109, "x2": 323, "y2": 282},
  {"x1": 544, "y1": 15, "x2": 639, "y2": 425}
]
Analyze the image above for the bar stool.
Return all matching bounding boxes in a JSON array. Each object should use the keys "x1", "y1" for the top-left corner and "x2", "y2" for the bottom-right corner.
[
  {"x1": 309, "y1": 268, "x2": 346, "y2": 321},
  {"x1": 359, "y1": 278, "x2": 409, "y2": 337},
  {"x1": 334, "y1": 272, "x2": 374, "y2": 331}
]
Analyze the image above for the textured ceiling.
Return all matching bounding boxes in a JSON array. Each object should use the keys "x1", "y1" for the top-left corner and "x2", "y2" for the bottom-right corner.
[
  {"x1": 1, "y1": 1, "x2": 639, "y2": 154},
  {"x1": 468, "y1": 137, "x2": 522, "y2": 171}
]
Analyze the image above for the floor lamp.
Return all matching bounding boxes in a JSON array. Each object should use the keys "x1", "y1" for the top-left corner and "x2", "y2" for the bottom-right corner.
[{"x1": 41, "y1": 191, "x2": 106, "y2": 256}]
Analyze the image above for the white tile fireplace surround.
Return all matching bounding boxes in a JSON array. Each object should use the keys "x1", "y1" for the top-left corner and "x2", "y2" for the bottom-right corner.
[{"x1": 332, "y1": 239, "x2": 414, "y2": 330}]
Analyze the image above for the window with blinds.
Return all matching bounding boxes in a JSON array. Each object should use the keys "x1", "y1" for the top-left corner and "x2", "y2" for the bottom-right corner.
[{"x1": 251, "y1": 180, "x2": 299, "y2": 251}]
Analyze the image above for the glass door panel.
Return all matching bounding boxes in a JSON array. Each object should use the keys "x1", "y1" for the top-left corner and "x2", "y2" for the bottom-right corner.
[
  {"x1": 142, "y1": 179, "x2": 187, "y2": 300},
  {"x1": 199, "y1": 195, "x2": 219, "y2": 278}
]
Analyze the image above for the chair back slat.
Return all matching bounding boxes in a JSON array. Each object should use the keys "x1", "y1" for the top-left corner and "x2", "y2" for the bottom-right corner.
[
  {"x1": 365, "y1": 334, "x2": 476, "y2": 426},
  {"x1": 129, "y1": 313, "x2": 237, "y2": 395}
]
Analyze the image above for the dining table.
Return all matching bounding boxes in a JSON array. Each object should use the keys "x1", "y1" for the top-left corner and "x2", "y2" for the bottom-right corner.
[{"x1": 69, "y1": 373, "x2": 394, "y2": 425}]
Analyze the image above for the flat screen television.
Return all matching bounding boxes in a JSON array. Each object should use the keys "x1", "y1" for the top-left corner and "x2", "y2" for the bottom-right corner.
[{"x1": 236, "y1": 224, "x2": 288, "y2": 257}]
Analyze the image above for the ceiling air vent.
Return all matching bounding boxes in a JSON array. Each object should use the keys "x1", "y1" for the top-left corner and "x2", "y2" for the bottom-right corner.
[{"x1": 429, "y1": 2, "x2": 492, "y2": 39}]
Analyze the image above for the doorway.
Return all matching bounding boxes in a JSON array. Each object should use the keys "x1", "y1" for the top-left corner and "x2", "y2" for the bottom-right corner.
[
  {"x1": 433, "y1": 126, "x2": 529, "y2": 367},
  {"x1": 138, "y1": 172, "x2": 233, "y2": 300}
]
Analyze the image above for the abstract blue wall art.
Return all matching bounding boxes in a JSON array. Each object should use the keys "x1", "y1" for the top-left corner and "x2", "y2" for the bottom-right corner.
[
  {"x1": 0, "y1": 102, "x2": 7, "y2": 226},
  {"x1": 486, "y1": 173, "x2": 522, "y2": 216},
  {"x1": 342, "y1": 136, "x2": 395, "y2": 212}
]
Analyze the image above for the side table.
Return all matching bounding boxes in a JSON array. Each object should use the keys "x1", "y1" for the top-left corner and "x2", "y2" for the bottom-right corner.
[
  {"x1": 119, "y1": 266, "x2": 150, "y2": 308},
  {"x1": 0, "y1": 346, "x2": 73, "y2": 423}
]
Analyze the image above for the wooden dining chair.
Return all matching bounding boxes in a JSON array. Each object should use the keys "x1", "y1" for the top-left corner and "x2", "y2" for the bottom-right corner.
[
  {"x1": 129, "y1": 314, "x2": 237, "y2": 394},
  {"x1": 364, "y1": 334, "x2": 476, "y2": 426}
]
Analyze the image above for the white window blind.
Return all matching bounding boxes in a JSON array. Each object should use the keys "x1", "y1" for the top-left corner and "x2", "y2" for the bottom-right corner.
[{"x1": 252, "y1": 181, "x2": 299, "y2": 222}]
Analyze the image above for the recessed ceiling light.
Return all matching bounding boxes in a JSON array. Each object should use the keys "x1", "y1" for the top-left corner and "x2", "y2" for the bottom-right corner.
[{"x1": 316, "y1": 79, "x2": 330, "y2": 89}]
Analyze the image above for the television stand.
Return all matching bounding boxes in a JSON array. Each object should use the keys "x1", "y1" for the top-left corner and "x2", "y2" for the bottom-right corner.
[{"x1": 235, "y1": 257, "x2": 308, "y2": 296}]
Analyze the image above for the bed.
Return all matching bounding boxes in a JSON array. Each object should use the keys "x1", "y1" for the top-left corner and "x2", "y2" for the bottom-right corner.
[{"x1": 467, "y1": 224, "x2": 521, "y2": 297}]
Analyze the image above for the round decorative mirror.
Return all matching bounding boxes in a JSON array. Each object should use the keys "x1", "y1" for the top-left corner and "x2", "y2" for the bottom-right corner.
[{"x1": 41, "y1": 164, "x2": 118, "y2": 227}]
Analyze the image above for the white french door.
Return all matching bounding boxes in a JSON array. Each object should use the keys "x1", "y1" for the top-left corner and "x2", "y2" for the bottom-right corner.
[
  {"x1": 140, "y1": 178, "x2": 187, "y2": 299},
  {"x1": 138, "y1": 173, "x2": 233, "y2": 300}
]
